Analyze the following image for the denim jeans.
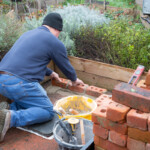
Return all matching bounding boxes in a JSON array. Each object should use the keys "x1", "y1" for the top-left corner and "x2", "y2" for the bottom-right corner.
[{"x1": 0, "y1": 74, "x2": 54, "y2": 127}]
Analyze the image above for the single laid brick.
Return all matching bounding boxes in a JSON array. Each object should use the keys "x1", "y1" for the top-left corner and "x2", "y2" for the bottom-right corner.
[
  {"x1": 128, "y1": 127, "x2": 150, "y2": 143},
  {"x1": 86, "y1": 86, "x2": 107, "y2": 97},
  {"x1": 145, "y1": 70, "x2": 150, "y2": 86},
  {"x1": 95, "y1": 136, "x2": 127, "y2": 150},
  {"x1": 146, "y1": 143, "x2": 150, "y2": 150},
  {"x1": 127, "y1": 137, "x2": 146, "y2": 150},
  {"x1": 68, "y1": 84, "x2": 88, "y2": 93},
  {"x1": 92, "y1": 107, "x2": 127, "y2": 135},
  {"x1": 127, "y1": 109, "x2": 149, "y2": 131},
  {"x1": 106, "y1": 101, "x2": 130, "y2": 122},
  {"x1": 93, "y1": 123, "x2": 109, "y2": 139},
  {"x1": 108, "y1": 130, "x2": 127, "y2": 147},
  {"x1": 51, "y1": 78, "x2": 69, "y2": 88},
  {"x1": 112, "y1": 82, "x2": 150, "y2": 113}
]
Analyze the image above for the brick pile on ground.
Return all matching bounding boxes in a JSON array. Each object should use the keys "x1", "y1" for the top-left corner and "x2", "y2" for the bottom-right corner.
[
  {"x1": 137, "y1": 69, "x2": 150, "y2": 91},
  {"x1": 93, "y1": 82, "x2": 150, "y2": 150}
]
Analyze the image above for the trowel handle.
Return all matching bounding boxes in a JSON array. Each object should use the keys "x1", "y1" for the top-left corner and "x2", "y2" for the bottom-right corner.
[{"x1": 54, "y1": 110, "x2": 63, "y2": 116}]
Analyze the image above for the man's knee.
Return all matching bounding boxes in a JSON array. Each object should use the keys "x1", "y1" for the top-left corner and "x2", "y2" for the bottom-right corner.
[{"x1": 45, "y1": 107, "x2": 55, "y2": 119}]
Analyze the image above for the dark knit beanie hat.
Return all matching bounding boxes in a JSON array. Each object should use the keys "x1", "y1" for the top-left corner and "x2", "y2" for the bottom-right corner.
[{"x1": 42, "y1": 13, "x2": 63, "y2": 31}]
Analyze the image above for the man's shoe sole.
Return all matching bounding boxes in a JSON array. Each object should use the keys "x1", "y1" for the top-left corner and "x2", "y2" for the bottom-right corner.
[
  {"x1": 0, "y1": 102, "x2": 9, "y2": 110},
  {"x1": 0, "y1": 110, "x2": 11, "y2": 142}
]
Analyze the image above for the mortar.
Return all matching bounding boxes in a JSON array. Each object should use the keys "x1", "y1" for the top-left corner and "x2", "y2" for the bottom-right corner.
[{"x1": 54, "y1": 95, "x2": 97, "y2": 120}]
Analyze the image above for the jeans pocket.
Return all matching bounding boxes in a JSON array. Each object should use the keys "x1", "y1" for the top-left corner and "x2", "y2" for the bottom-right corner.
[{"x1": 2, "y1": 81, "x2": 27, "y2": 100}]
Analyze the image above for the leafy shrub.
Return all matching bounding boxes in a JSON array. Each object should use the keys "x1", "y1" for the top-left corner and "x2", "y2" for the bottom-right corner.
[
  {"x1": 62, "y1": 0, "x2": 85, "y2": 5},
  {"x1": 72, "y1": 26, "x2": 111, "y2": 62},
  {"x1": 103, "y1": 17, "x2": 150, "y2": 71},
  {"x1": 24, "y1": 5, "x2": 110, "y2": 55},
  {"x1": 0, "y1": 15, "x2": 23, "y2": 60},
  {"x1": 73, "y1": 16, "x2": 150, "y2": 71},
  {"x1": 105, "y1": 0, "x2": 135, "y2": 8}
]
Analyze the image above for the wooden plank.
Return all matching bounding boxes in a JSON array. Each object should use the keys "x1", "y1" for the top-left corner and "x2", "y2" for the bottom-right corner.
[
  {"x1": 140, "y1": 11, "x2": 150, "y2": 29},
  {"x1": 68, "y1": 56, "x2": 147, "y2": 82}
]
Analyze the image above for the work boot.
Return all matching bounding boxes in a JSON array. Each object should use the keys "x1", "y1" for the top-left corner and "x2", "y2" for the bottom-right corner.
[
  {"x1": 0, "y1": 101, "x2": 9, "y2": 110},
  {"x1": 0, "y1": 109, "x2": 11, "y2": 142}
]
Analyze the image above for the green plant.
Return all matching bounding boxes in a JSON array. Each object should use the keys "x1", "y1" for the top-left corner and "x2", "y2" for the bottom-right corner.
[
  {"x1": 0, "y1": 15, "x2": 23, "y2": 60},
  {"x1": 102, "y1": 16, "x2": 150, "y2": 71},
  {"x1": 100, "y1": 0, "x2": 135, "y2": 8},
  {"x1": 62, "y1": 0, "x2": 85, "y2": 5},
  {"x1": 73, "y1": 15, "x2": 150, "y2": 71},
  {"x1": 72, "y1": 25, "x2": 111, "y2": 62}
]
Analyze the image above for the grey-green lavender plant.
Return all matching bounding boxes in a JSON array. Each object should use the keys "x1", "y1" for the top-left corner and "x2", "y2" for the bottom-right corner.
[{"x1": 24, "y1": 5, "x2": 110, "y2": 55}]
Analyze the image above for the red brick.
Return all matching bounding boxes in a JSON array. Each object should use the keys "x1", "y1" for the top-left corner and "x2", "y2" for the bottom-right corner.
[
  {"x1": 146, "y1": 70, "x2": 150, "y2": 86},
  {"x1": 148, "y1": 116, "x2": 150, "y2": 132},
  {"x1": 127, "y1": 137, "x2": 146, "y2": 150},
  {"x1": 127, "y1": 109, "x2": 149, "y2": 131},
  {"x1": 92, "y1": 115, "x2": 100, "y2": 124},
  {"x1": 108, "y1": 130, "x2": 127, "y2": 147},
  {"x1": 68, "y1": 84, "x2": 88, "y2": 93},
  {"x1": 92, "y1": 107, "x2": 127, "y2": 135},
  {"x1": 106, "y1": 101, "x2": 130, "y2": 122},
  {"x1": 112, "y1": 82, "x2": 150, "y2": 113},
  {"x1": 94, "y1": 136, "x2": 107, "y2": 149},
  {"x1": 86, "y1": 86, "x2": 107, "y2": 97},
  {"x1": 95, "y1": 94, "x2": 112, "y2": 107},
  {"x1": 95, "y1": 136, "x2": 127, "y2": 150},
  {"x1": 106, "y1": 140, "x2": 127, "y2": 150},
  {"x1": 92, "y1": 104, "x2": 108, "y2": 119},
  {"x1": 51, "y1": 78, "x2": 69, "y2": 88},
  {"x1": 146, "y1": 143, "x2": 150, "y2": 150},
  {"x1": 93, "y1": 123, "x2": 109, "y2": 139},
  {"x1": 94, "y1": 135, "x2": 100, "y2": 145},
  {"x1": 128, "y1": 127, "x2": 150, "y2": 143}
]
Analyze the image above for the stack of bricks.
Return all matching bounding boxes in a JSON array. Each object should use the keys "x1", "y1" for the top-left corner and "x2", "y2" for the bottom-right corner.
[
  {"x1": 137, "y1": 70, "x2": 150, "y2": 91},
  {"x1": 93, "y1": 82, "x2": 150, "y2": 150},
  {"x1": 51, "y1": 78, "x2": 107, "y2": 97}
]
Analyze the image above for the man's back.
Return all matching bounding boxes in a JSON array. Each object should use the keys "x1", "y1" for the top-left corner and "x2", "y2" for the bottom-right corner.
[{"x1": 0, "y1": 26, "x2": 72, "y2": 82}]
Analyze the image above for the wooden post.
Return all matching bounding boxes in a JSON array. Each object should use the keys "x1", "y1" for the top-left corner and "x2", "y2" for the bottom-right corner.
[{"x1": 104, "y1": 0, "x2": 106, "y2": 10}]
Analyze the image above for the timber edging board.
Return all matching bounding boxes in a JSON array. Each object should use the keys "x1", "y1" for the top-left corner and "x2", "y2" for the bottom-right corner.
[{"x1": 50, "y1": 56, "x2": 147, "y2": 91}]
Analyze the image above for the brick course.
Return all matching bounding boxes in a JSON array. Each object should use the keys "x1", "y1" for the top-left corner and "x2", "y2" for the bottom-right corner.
[
  {"x1": 127, "y1": 137, "x2": 146, "y2": 150},
  {"x1": 108, "y1": 130, "x2": 127, "y2": 147},
  {"x1": 127, "y1": 109, "x2": 149, "y2": 131},
  {"x1": 106, "y1": 101, "x2": 130, "y2": 122},
  {"x1": 93, "y1": 124, "x2": 109, "y2": 139},
  {"x1": 128, "y1": 127, "x2": 150, "y2": 143},
  {"x1": 145, "y1": 70, "x2": 150, "y2": 86}
]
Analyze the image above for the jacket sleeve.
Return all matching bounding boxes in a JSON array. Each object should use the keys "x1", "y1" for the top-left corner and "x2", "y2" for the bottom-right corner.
[
  {"x1": 45, "y1": 67, "x2": 53, "y2": 76},
  {"x1": 51, "y1": 42, "x2": 77, "y2": 81}
]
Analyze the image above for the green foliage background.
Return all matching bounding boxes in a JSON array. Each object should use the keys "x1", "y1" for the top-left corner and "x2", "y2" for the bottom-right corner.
[
  {"x1": 0, "y1": 15, "x2": 23, "y2": 60},
  {"x1": 0, "y1": 4, "x2": 150, "y2": 71},
  {"x1": 73, "y1": 16, "x2": 150, "y2": 71}
]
